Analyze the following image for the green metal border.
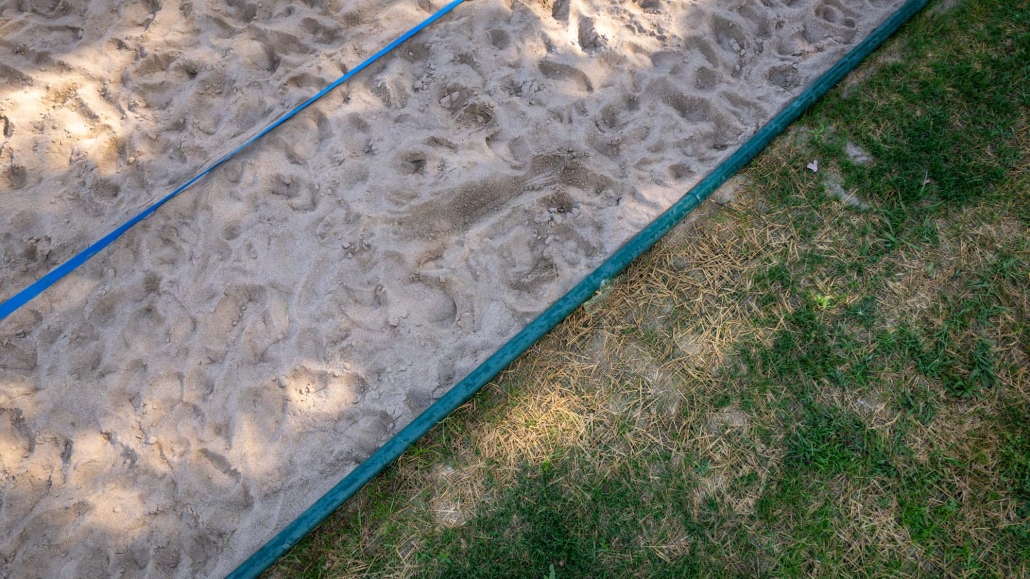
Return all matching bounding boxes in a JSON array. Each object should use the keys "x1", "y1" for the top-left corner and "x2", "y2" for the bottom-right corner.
[{"x1": 226, "y1": 0, "x2": 929, "y2": 576}]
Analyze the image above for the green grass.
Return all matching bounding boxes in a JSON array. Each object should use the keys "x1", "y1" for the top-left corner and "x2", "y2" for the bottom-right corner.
[{"x1": 265, "y1": 0, "x2": 1030, "y2": 576}]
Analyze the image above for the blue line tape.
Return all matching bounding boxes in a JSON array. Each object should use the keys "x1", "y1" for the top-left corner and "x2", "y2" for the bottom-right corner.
[
  {"x1": 0, "y1": 0, "x2": 468, "y2": 323},
  {"x1": 224, "y1": 0, "x2": 929, "y2": 577}
]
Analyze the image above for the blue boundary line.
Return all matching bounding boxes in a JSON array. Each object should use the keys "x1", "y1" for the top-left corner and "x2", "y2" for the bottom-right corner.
[
  {"x1": 0, "y1": 0, "x2": 468, "y2": 323},
  {"x1": 226, "y1": 0, "x2": 929, "y2": 577}
]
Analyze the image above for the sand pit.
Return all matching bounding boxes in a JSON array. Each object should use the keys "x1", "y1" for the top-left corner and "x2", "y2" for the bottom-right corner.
[{"x1": 0, "y1": 0, "x2": 905, "y2": 575}]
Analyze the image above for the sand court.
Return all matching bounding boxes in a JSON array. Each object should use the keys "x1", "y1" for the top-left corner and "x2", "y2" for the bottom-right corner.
[{"x1": 0, "y1": 0, "x2": 906, "y2": 576}]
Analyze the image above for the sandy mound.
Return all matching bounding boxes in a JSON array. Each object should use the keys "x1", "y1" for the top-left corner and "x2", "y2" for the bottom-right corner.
[{"x1": 0, "y1": 0, "x2": 903, "y2": 576}]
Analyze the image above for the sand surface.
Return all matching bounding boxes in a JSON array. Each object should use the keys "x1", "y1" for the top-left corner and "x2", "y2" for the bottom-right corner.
[{"x1": 0, "y1": 0, "x2": 904, "y2": 575}]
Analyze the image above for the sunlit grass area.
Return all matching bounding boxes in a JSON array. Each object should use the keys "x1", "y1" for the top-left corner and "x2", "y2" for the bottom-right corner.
[{"x1": 267, "y1": 0, "x2": 1029, "y2": 576}]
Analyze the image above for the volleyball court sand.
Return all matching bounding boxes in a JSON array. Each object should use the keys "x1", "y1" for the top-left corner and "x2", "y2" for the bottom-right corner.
[{"x1": 0, "y1": 0, "x2": 903, "y2": 575}]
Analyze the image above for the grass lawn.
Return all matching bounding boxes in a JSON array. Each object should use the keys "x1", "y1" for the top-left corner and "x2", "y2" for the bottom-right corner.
[{"x1": 266, "y1": 0, "x2": 1030, "y2": 576}]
